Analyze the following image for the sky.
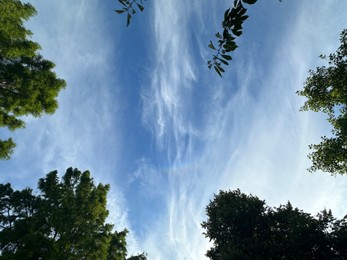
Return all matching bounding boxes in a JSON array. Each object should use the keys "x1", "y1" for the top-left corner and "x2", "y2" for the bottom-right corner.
[{"x1": 1, "y1": 0, "x2": 347, "y2": 259}]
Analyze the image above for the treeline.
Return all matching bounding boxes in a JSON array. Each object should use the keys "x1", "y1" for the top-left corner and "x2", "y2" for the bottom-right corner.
[{"x1": 1, "y1": 0, "x2": 346, "y2": 258}]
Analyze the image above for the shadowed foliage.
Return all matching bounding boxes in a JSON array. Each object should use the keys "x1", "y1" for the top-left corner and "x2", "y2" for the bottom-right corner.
[
  {"x1": 202, "y1": 189, "x2": 347, "y2": 259},
  {"x1": 0, "y1": 168, "x2": 147, "y2": 259}
]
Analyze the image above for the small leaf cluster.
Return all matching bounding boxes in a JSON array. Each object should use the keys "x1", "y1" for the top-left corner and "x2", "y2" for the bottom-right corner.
[
  {"x1": 115, "y1": 0, "x2": 146, "y2": 26},
  {"x1": 208, "y1": 0, "x2": 257, "y2": 77}
]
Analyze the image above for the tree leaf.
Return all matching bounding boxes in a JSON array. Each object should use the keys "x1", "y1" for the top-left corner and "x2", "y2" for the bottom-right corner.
[
  {"x1": 208, "y1": 41, "x2": 216, "y2": 50},
  {"x1": 221, "y1": 54, "x2": 232, "y2": 60},
  {"x1": 242, "y1": 0, "x2": 257, "y2": 4},
  {"x1": 137, "y1": 4, "x2": 144, "y2": 11},
  {"x1": 217, "y1": 65, "x2": 225, "y2": 73},
  {"x1": 219, "y1": 59, "x2": 229, "y2": 65},
  {"x1": 214, "y1": 66, "x2": 222, "y2": 77},
  {"x1": 127, "y1": 13, "x2": 131, "y2": 26}
]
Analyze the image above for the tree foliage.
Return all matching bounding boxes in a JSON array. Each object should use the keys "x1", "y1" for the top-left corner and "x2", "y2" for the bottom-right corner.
[
  {"x1": 202, "y1": 189, "x2": 347, "y2": 259},
  {"x1": 207, "y1": 0, "x2": 258, "y2": 77},
  {"x1": 298, "y1": 29, "x2": 347, "y2": 175},
  {"x1": 0, "y1": 0, "x2": 66, "y2": 159},
  {"x1": 0, "y1": 168, "x2": 146, "y2": 259}
]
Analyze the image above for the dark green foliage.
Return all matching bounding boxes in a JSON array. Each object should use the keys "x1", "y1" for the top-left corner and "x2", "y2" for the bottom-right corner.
[
  {"x1": 208, "y1": 0, "x2": 256, "y2": 77},
  {"x1": 202, "y1": 189, "x2": 347, "y2": 259},
  {"x1": 298, "y1": 29, "x2": 347, "y2": 175},
  {"x1": 0, "y1": 0, "x2": 66, "y2": 159},
  {"x1": 0, "y1": 168, "x2": 146, "y2": 260},
  {"x1": 115, "y1": 0, "x2": 146, "y2": 26},
  {"x1": 127, "y1": 253, "x2": 148, "y2": 260}
]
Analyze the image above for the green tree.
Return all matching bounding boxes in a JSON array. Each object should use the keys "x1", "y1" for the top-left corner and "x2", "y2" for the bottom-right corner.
[
  {"x1": 202, "y1": 189, "x2": 347, "y2": 259},
  {"x1": 0, "y1": 0, "x2": 66, "y2": 159},
  {"x1": 0, "y1": 168, "x2": 146, "y2": 260},
  {"x1": 298, "y1": 29, "x2": 347, "y2": 175}
]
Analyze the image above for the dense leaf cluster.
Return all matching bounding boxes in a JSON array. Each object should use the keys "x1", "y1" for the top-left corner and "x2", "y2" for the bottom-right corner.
[
  {"x1": 298, "y1": 29, "x2": 347, "y2": 175},
  {"x1": 0, "y1": 168, "x2": 146, "y2": 260},
  {"x1": 0, "y1": 0, "x2": 66, "y2": 159},
  {"x1": 202, "y1": 189, "x2": 347, "y2": 259}
]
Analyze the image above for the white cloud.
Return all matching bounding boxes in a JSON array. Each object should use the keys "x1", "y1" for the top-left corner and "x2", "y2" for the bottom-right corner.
[
  {"x1": 138, "y1": 1, "x2": 347, "y2": 259},
  {"x1": 2, "y1": 0, "x2": 347, "y2": 259}
]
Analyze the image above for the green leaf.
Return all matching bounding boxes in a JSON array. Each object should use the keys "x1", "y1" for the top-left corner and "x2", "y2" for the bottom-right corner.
[
  {"x1": 217, "y1": 65, "x2": 225, "y2": 73},
  {"x1": 215, "y1": 32, "x2": 222, "y2": 39},
  {"x1": 241, "y1": 15, "x2": 249, "y2": 21},
  {"x1": 127, "y1": 13, "x2": 131, "y2": 26},
  {"x1": 118, "y1": 0, "x2": 127, "y2": 7},
  {"x1": 214, "y1": 66, "x2": 222, "y2": 77},
  {"x1": 221, "y1": 54, "x2": 232, "y2": 60},
  {"x1": 208, "y1": 41, "x2": 216, "y2": 50},
  {"x1": 232, "y1": 29, "x2": 242, "y2": 37},
  {"x1": 115, "y1": 9, "x2": 125, "y2": 14},
  {"x1": 137, "y1": 4, "x2": 144, "y2": 11},
  {"x1": 224, "y1": 42, "x2": 238, "y2": 51},
  {"x1": 219, "y1": 59, "x2": 229, "y2": 65}
]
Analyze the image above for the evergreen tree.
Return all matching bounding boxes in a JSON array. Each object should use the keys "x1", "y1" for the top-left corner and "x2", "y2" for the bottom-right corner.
[
  {"x1": 0, "y1": 0, "x2": 66, "y2": 159},
  {"x1": 0, "y1": 168, "x2": 146, "y2": 259}
]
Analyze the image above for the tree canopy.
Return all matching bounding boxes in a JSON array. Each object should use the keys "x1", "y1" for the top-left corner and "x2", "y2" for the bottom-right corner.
[
  {"x1": 298, "y1": 29, "x2": 347, "y2": 175},
  {"x1": 0, "y1": 0, "x2": 66, "y2": 159},
  {"x1": 202, "y1": 189, "x2": 347, "y2": 259},
  {"x1": 0, "y1": 167, "x2": 146, "y2": 259}
]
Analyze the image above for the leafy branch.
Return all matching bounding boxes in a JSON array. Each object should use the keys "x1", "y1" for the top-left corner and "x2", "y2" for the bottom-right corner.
[
  {"x1": 115, "y1": 0, "x2": 146, "y2": 26},
  {"x1": 208, "y1": 0, "x2": 257, "y2": 77},
  {"x1": 115, "y1": 0, "x2": 283, "y2": 76}
]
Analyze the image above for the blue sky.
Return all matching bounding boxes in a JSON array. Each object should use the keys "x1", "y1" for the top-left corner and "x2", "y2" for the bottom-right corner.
[{"x1": 1, "y1": 0, "x2": 347, "y2": 259}]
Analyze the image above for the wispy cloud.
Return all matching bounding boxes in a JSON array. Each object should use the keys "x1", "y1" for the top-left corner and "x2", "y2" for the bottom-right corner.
[
  {"x1": 141, "y1": 1, "x2": 199, "y2": 155},
  {"x1": 139, "y1": 1, "x2": 347, "y2": 259}
]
